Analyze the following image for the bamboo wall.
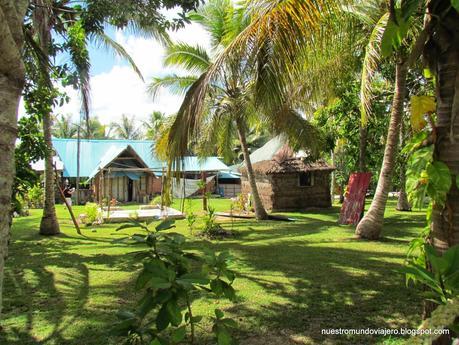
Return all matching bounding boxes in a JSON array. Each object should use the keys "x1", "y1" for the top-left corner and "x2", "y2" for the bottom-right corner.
[{"x1": 242, "y1": 171, "x2": 332, "y2": 211}]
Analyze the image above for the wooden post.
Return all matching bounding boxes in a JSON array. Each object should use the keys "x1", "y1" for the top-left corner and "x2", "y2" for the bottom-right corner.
[
  {"x1": 180, "y1": 176, "x2": 186, "y2": 213},
  {"x1": 107, "y1": 168, "x2": 112, "y2": 219},
  {"x1": 54, "y1": 164, "x2": 81, "y2": 235},
  {"x1": 160, "y1": 167, "x2": 165, "y2": 211},
  {"x1": 202, "y1": 171, "x2": 207, "y2": 211}
]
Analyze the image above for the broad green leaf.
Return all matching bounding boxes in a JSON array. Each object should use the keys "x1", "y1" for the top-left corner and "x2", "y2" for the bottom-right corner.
[
  {"x1": 442, "y1": 245, "x2": 459, "y2": 276},
  {"x1": 452, "y1": 0, "x2": 459, "y2": 12},
  {"x1": 216, "y1": 325, "x2": 232, "y2": 345},
  {"x1": 166, "y1": 300, "x2": 182, "y2": 326},
  {"x1": 401, "y1": 0, "x2": 421, "y2": 20},
  {"x1": 380, "y1": 18, "x2": 397, "y2": 57},
  {"x1": 138, "y1": 293, "x2": 157, "y2": 318},
  {"x1": 116, "y1": 223, "x2": 140, "y2": 231},
  {"x1": 144, "y1": 260, "x2": 169, "y2": 279},
  {"x1": 215, "y1": 308, "x2": 224, "y2": 319},
  {"x1": 177, "y1": 273, "x2": 210, "y2": 285},
  {"x1": 136, "y1": 270, "x2": 153, "y2": 290},
  {"x1": 456, "y1": 175, "x2": 459, "y2": 190},
  {"x1": 157, "y1": 303, "x2": 170, "y2": 331},
  {"x1": 426, "y1": 161, "x2": 452, "y2": 196},
  {"x1": 221, "y1": 318, "x2": 238, "y2": 329},
  {"x1": 423, "y1": 68, "x2": 432, "y2": 79},
  {"x1": 211, "y1": 279, "x2": 223, "y2": 295},
  {"x1": 221, "y1": 281, "x2": 236, "y2": 301},
  {"x1": 149, "y1": 277, "x2": 172, "y2": 290},
  {"x1": 171, "y1": 326, "x2": 187, "y2": 343},
  {"x1": 156, "y1": 218, "x2": 176, "y2": 231},
  {"x1": 425, "y1": 245, "x2": 448, "y2": 275},
  {"x1": 400, "y1": 265, "x2": 443, "y2": 295},
  {"x1": 155, "y1": 290, "x2": 173, "y2": 304},
  {"x1": 191, "y1": 315, "x2": 203, "y2": 323},
  {"x1": 380, "y1": 10, "x2": 410, "y2": 57},
  {"x1": 151, "y1": 339, "x2": 162, "y2": 345},
  {"x1": 410, "y1": 95, "x2": 436, "y2": 131},
  {"x1": 117, "y1": 310, "x2": 137, "y2": 320}
]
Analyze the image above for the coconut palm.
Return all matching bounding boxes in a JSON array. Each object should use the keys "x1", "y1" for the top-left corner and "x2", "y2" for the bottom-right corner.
[
  {"x1": 110, "y1": 114, "x2": 143, "y2": 140},
  {"x1": 26, "y1": 0, "x2": 169, "y2": 235},
  {"x1": 143, "y1": 111, "x2": 166, "y2": 140},
  {"x1": 151, "y1": 0, "x2": 324, "y2": 220},
  {"x1": 425, "y1": 2, "x2": 459, "y2": 254},
  {"x1": 52, "y1": 114, "x2": 77, "y2": 138}
]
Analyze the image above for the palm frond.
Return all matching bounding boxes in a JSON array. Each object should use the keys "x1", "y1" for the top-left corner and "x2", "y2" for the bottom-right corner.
[
  {"x1": 360, "y1": 12, "x2": 389, "y2": 123},
  {"x1": 164, "y1": 42, "x2": 211, "y2": 74},
  {"x1": 88, "y1": 31, "x2": 144, "y2": 81},
  {"x1": 147, "y1": 75, "x2": 199, "y2": 99},
  {"x1": 67, "y1": 20, "x2": 92, "y2": 131}
]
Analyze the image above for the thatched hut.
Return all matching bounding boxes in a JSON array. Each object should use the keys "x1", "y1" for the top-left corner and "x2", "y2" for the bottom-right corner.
[{"x1": 239, "y1": 139, "x2": 334, "y2": 211}]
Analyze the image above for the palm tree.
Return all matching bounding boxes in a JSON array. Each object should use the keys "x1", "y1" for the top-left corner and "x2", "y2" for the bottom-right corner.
[
  {"x1": 425, "y1": 2, "x2": 459, "y2": 253},
  {"x1": 151, "y1": 0, "x2": 323, "y2": 220},
  {"x1": 0, "y1": 0, "x2": 29, "y2": 316},
  {"x1": 52, "y1": 114, "x2": 77, "y2": 138},
  {"x1": 80, "y1": 117, "x2": 110, "y2": 139},
  {"x1": 26, "y1": 0, "x2": 168, "y2": 234},
  {"x1": 143, "y1": 111, "x2": 165, "y2": 140},
  {"x1": 110, "y1": 114, "x2": 143, "y2": 140}
]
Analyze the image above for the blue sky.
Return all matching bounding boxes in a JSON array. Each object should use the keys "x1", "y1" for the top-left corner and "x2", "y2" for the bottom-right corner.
[{"x1": 46, "y1": 21, "x2": 211, "y2": 127}]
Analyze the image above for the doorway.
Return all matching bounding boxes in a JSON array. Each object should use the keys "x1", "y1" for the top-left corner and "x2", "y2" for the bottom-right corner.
[{"x1": 127, "y1": 178, "x2": 133, "y2": 202}]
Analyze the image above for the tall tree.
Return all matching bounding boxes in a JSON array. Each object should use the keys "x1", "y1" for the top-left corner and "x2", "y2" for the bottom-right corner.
[
  {"x1": 110, "y1": 114, "x2": 143, "y2": 140},
  {"x1": 152, "y1": 0, "x2": 323, "y2": 220},
  {"x1": 52, "y1": 114, "x2": 77, "y2": 138},
  {"x1": 143, "y1": 111, "x2": 165, "y2": 140},
  {"x1": 27, "y1": 0, "x2": 199, "y2": 234},
  {"x1": 0, "y1": 0, "x2": 29, "y2": 317},
  {"x1": 80, "y1": 116, "x2": 110, "y2": 139},
  {"x1": 426, "y1": 2, "x2": 459, "y2": 251},
  {"x1": 355, "y1": 0, "x2": 429, "y2": 239}
]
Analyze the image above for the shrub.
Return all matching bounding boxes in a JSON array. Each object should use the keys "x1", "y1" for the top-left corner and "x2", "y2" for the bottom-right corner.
[
  {"x1": 113, "y1": 219, "x2": 237, "y2": 345},
  {"x1": 150, "y1": 195, "x2": 162, "y2": 205},
  {"x1": 83, "y1": 202, "x2": 101, "y2": 225},
  {"x1": 186, "y1": 211, "x2": 197, "y2": 235},
  {"x1": 28, "y1": 183, "x2": 44, "y2": 208}
]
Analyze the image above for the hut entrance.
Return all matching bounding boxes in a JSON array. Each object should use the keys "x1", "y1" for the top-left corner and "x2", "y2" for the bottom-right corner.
[{"x1": 128, "y1": 178, "x2": 134, "y2": 202}]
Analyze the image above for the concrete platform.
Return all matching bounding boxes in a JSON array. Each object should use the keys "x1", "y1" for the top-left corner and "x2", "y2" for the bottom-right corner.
[{"x1": 103, "y1": 206, "x2": 184, "y2": 223}]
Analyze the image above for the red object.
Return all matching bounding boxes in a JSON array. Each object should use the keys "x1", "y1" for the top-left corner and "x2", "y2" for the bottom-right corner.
[{"x1": 339, "y1": 172, "x2": 372, "y2": 225}]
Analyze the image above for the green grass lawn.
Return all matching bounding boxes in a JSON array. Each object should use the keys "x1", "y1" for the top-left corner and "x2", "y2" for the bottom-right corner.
[{"x1": 0, "y1": 198, "x2": 426, "y2": 345}]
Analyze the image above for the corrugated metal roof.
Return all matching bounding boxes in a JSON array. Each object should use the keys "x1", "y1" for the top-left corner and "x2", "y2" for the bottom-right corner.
[
  {"x1": 249, "y1": 136, "x2": 286, "y2": 164},
  {"x1": 52, "y1": 138, "x2": 229, "y2": 177}
]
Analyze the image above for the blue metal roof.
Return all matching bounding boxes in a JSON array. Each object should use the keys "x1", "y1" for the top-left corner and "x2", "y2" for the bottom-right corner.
[{"x1": 52, "y1": 138, "x2": 229, "y2": 177}]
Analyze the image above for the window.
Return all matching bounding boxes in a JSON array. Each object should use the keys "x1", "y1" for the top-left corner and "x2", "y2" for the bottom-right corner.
[{"x1": 299, "y1": 172, "x2": 313, "y2": 187}]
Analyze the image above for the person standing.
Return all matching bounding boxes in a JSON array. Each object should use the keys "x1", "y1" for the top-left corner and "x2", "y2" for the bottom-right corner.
[{"x1": 63, "y1": 184, "x2": 75, "y2": 207}]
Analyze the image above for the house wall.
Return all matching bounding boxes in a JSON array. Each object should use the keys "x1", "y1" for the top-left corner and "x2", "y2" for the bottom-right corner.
[
  {"x1": 219, "y1": 183, "x2": 241, "y2": 198},
  {"x1": 271, "y1": 171, "x2": 331, "y2": 210},
  {"x1": 95, "y1": 174, "x2": 159, "y2": 203},
  {"x1": 242, "y1": 171, "x2": 332, "y2": 211},
  {"x1": 241, "y1": 173, "x2": 275, "y2": 210}
]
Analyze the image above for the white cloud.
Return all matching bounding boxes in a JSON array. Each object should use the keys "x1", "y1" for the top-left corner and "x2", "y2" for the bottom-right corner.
[{"x1": 60, "y1": 22, "x2": 210, "y2": 126}]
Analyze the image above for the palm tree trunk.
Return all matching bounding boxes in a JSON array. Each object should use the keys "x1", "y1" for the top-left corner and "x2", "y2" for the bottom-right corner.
[
  {"x1": 397, "y1": 120, "x2": 411, "y2": 211},
  {"x1": 0, "y1": 0, "x2": 29, "y2": 316},
  {"x1": 235, "y1": 118, "x2": 268, "y2": 220},
  {"x1": 358, "y1": 123, "x2": 368, "y2": 171},
  {"x1": 355, "y1": 59, "x2": 408, "y2": 240},
  {"x1": 37, "y1": 2, "x2": 60, "y2": 235},
  {"x1": 429, "y1": 6, "x2": 459, "y2": 254},
  {"x1": 330, "y1": 149, "x2": 336, "y2": 203},
  {"x1": 39, "y1": 112, "x2": 61, "y2": 235}
]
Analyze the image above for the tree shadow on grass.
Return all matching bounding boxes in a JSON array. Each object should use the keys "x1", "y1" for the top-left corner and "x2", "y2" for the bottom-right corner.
[
  {"x1": 2, "y1": 204, "x2": 424, "y2": 345},
  {"x1": 0, "y1": 233, "x2": 140, "y2": 345},
  {"x1": 185, "y1": 233, "x2": 422, "y2": 344}
]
